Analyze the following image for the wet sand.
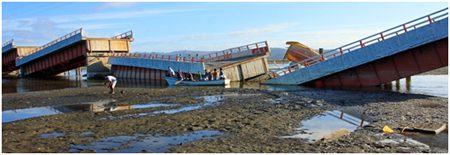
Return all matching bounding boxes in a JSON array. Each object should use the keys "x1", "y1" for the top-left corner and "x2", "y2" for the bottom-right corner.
[
  {"x1": 2, "y1": 67, "x2": 448, "y2": 153},
  {"x1": 2, "y1": 83, "x2": 448, "y2": 153}
]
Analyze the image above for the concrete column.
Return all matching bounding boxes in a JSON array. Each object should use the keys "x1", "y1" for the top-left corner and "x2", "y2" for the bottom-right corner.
[{"x1": 85, "y1": 53, "x2": 113, "y2": 79}]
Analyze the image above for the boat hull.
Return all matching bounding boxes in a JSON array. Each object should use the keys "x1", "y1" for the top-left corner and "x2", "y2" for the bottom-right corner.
[
  {"x1": 284, "y1": 41, "x2": 320, "y2": 63},
  {"x1": 164, "y1": 76, "x2": 230, "y2": 86}
]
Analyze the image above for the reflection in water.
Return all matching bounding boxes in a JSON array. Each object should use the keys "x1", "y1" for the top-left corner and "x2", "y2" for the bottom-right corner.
[
  {"x1": 2, "y1": 68, "x2": 447, "y2": 98},
  {"x1": 2, "y1": 76, "x2": 86, "y2": 94},
  {"x1": 2, "y1": 100, "x2": 181, "y2": 123},
  {"x1": 3, "y1": 99, "x2": 116, "y2": 123},
  {"x1": 102, "y1": 93, "x2": 262, "y2": 120},
  {"x1": 70, "y1": 130, "x2": 224, "y2": 153},
  {"x1": 3, "y1": 93, "x2": 258, "y2": 123},
  {"x1": 279, "y1": 109, "x2": 373, "y2": 143},
  {"x1": 382, "y1": 75, "x2": 448, "y2": 98}
]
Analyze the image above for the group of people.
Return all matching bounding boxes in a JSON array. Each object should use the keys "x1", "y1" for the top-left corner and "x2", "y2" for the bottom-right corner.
[
  {"x1": 167, "y1": 66, "x2": 227, "y2": 81},
  {"x1": 102, "y1": 66, "x2": 228, "y2": 94}
]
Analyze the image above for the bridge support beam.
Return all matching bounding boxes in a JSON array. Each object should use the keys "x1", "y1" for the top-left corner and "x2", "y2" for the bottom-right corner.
[{"x1": 85, "y1": 53, "x2": 113, "y2": 79}]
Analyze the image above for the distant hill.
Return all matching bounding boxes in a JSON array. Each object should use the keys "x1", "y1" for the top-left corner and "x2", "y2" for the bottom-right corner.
[
  {"x1": 133, "y1": 50, "x2": 214, "y2": 58},
  {"x1": 267, "y1": 47, "x2": 286, "y2": 60}
]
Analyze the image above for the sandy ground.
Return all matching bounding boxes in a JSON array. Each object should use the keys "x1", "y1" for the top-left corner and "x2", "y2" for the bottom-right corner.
[{"x1": 2, "y1": 67, "x2": 448, "y2": 153}]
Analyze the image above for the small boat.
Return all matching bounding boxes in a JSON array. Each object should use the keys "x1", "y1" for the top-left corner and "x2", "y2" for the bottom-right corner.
[
  {"x1": 284, "y1": 41, "x2": 321, "y2": 63},
  {"x1": 164, "y1": 76, "x2": 230, "y2": 86}
]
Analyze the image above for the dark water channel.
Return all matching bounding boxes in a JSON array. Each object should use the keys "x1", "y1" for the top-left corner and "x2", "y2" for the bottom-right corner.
[{"x1": 2, "y1": 94, "x2": 260, "y2": 123}]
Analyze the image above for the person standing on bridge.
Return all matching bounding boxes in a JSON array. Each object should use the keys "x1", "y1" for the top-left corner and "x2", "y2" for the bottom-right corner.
[{"x1": 104, "y1": 75, "x2": 117, "y2": 94}]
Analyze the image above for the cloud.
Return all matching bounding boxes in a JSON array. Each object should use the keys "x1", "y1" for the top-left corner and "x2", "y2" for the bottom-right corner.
[
  {"x1": 96, "y1": 2, "x2": 136, "y2": 10},
  {"x1": 49, "y1": 9, "x2": 194, "y2": 23},
  {"x1": 2, "y1": 29, "x2": 59, "y2": 45},
  {"x1": 2, "y1": 16, "x2": 75, "y2": 46},
  {"x1": 229, "y1": 23, "x2": 298, "y2": 37},
  {"x1": 30, "y1": 17, "x2": 57, "y2": 31}
]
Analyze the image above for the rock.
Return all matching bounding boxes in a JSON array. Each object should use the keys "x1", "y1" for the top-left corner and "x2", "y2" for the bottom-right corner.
[{"x1": 190, "y1": 126, "x2": 203, "y2": 131}]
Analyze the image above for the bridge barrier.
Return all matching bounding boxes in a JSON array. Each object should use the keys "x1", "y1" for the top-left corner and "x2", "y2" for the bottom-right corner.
[
  {"x1": 264, "y1": 8, "x2": 448, "y2": 84},
  {"x1": 263, "y1": 8, "x2": 448, "y2": 85},
  {"x1": 2, "y1": 39, "x2": 14, "y2": 53},
  {"x1": 201, "y1": 41, "x2": 269, "y2": 62},
  {"x1": 15, "y1": 28, "x2": 83, "y2": 66},
  {"x1": 108, "y1": 56, "x2": 205, "y2": 74},
  {"x1": 112, "y1": 30, "x2": 133, "y2": 39},
  {"x1": 109, "y1": 41, "x2": 270, "y2": 64}
]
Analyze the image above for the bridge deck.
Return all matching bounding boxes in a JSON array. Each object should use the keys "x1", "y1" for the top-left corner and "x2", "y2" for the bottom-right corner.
[
  {"x1": 263, "y1": 9, "x2": 448, "y2": 86},
  {"x1": 108, "y1": 42, "x2": 271, "y2": 82}
]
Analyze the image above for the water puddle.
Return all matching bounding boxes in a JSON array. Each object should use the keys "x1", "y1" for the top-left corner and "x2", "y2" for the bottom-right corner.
[
  {"x1": 2, "y1": 99, "x2": 178, "y2": 123},
  {"x1": 101, "y1": 93, "x2": 262, "y2": 120},
  {"x1": 37, "y1": 131, "x2": 93, "y2": 138},
  {"x1": 37, "y1": 132, "x2": 66, "y2": 138},
  {"x1": 70, "y1": 130, "x2": 225, "y2": 153},
  {"x1": 279, "y1": 109, "x2": 374, "y2": 143},
  {"x1": 3, "y1": 93, "x2": 262, "y2": 123},
  {"x1": 2, "y1": 100, "x2": 115, "y2": 123}
]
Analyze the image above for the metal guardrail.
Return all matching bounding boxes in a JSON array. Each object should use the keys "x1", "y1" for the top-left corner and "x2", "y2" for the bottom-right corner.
[
  {"x1": 2, "y1": 39, "x2": 14, "y2": 47},
  {"x1": 268, "y1": 7, "x2": 448, "y2": 79},
  {"x1": 201, "y1": 41, "x2": 269, "y2": 62},
  {"x1": 16, "y1": 28, "x2": 83, "y2": 60},
  {"x1": 111, "y1": 52, "x2": 204, "y2": 63},
  {"x1": 110, "y1": 41, "x2": 270, "y2": 64},
  {"x1": 112, "y1": 30, "x2": 133, "y2": 39}
]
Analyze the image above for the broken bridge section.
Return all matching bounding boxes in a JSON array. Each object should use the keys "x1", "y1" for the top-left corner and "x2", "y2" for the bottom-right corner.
[
  {"x1": 13, "y1": 29, "x2": 133, "y2": 78},
  {"x1": 2, "y1": 39, "x2": 38, "y2": 74},
  {"x1": 108, "y1": 41, "x2": 271, "y2": 82},
  {"x1": 263, "y1": 8, "x2": 448, "y2": 87}
]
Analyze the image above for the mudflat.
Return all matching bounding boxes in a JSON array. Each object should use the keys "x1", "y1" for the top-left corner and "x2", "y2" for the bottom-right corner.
[{"x1": 2, "y1": 83, "x2": 448, "y2": 153}]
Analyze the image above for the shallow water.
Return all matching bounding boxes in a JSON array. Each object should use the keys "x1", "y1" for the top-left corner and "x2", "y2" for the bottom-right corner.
[
  {"x1": 2, "y1": 69, "x2": 447, "y2": 98},
  {"x1": 385, "y1": 75, "x2": 448, "y2": 98},
  {"x1": 2, "y1": 99, "x2": 178, "y2": 123},
  {"x1": 279, "y1": 109, "x2": 373, "y2": 143},
  {"x1": 69, "y1": 130, "x2": 225, "y2": 153},
  {"x1": 2, "y1": 93, "x2": 262, "y2": 123},
  {"x1": 102, "y1": 93, "x2": 262, "y2": 121}
]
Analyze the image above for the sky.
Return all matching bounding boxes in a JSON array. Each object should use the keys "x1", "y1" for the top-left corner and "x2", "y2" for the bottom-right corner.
[{"x1": 2, "y1": 1, "x2": 448, "y2": 53}]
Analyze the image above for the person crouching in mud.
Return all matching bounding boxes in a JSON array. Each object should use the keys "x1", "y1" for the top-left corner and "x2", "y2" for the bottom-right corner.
[{"x1": 104, "y1": 75, "x2": 117, "y2": 94}]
